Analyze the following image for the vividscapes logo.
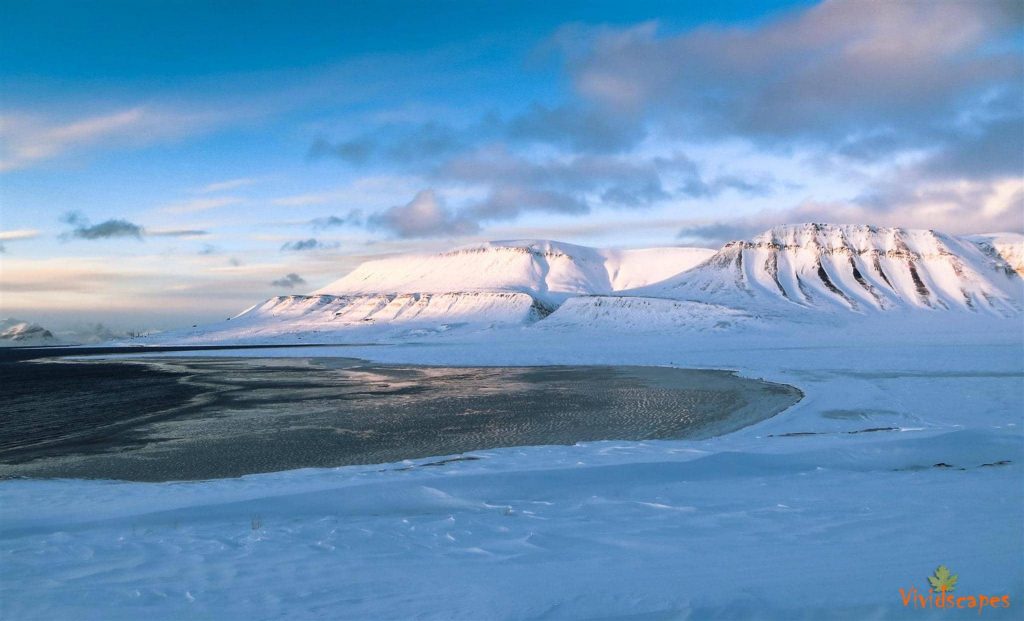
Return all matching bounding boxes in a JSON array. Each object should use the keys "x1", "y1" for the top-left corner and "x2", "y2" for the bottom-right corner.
[{"x1": 899, "y1": 565, "x2": 1011, "y2": 614}]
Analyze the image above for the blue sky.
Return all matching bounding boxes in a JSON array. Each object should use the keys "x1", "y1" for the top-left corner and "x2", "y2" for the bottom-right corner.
[{"x1": 1, "y1": 0, "x2": 1021, "y2": 332}]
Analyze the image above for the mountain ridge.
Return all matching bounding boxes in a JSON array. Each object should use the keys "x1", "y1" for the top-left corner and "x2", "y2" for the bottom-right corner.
[
  {"x1": 635, "y1": 224, "x2": 1021, "y2": 315},
  {"x1": 143, "y1": 224, "x2": 1023, "y2": 345}
]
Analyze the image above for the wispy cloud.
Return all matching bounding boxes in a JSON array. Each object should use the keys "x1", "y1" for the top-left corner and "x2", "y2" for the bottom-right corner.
[
  {"x1": 196, "y1": 177, "x2": 259, "y2": 193},
  {"x1": 147, "y1": 228, "x2": 210, "y2": 238},
  {"x1": 161, "y1": 196, "x2": 242, "y2": 214},
  {"x1": 1, "y1": 108, "x2": 146, "y2": 172},
  {"x1": 0, "y1": 106, "x2": 223, "y2": 172},
  {"x1": 0, "y1": 229, "x2": 41, "y2": 241}
]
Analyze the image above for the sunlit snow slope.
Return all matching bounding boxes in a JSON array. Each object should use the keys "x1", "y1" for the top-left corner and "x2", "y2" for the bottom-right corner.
[{"x1": 315, "y1": 240, "x2": 713, "y2": 303}]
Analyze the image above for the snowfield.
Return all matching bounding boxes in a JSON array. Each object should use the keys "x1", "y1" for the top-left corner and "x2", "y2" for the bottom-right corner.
[{"x1": 1, "y1": 224, "x2": 1022, "y2": 620}]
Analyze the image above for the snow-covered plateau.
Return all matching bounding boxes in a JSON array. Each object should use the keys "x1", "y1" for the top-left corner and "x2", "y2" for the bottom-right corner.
[{"x1": 2, "y1": 223, "x2": 1022, "y2": 620}]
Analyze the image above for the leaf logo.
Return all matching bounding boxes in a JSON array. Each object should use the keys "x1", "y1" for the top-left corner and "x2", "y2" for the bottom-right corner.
[{"x1": 928, "y1": 565, "x2": 958, "y2": 593}]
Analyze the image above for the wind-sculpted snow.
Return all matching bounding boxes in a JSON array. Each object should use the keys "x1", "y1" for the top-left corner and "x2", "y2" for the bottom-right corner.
[{"x1": 642, "y1": 224, "x2": 1023, "y2": 315}]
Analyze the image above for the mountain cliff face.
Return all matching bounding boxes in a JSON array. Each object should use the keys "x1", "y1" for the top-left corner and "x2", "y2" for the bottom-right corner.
[{"x1": 639, "y1": 224, "x2": 1021, "y2": 315}]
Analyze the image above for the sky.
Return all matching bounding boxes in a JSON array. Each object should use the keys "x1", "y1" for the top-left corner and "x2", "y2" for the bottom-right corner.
[{"x1": 1, "y1": 0, "x2": 1022, "y2": 333}]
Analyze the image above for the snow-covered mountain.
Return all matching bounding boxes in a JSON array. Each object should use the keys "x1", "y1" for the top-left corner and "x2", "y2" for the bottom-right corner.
[
  {"x1": 637, "y1": 224, "x2": 1021, "y2": 315},
  {"x1": 968, "y1": 232, "x2": 1024, "y2": 276},
  {"x1": 207, "y1": 241, "x2": 714, "y2": 342},
  {"x1": 151, "y1": 224, "x2": 1023, "y2": 344},
  {"x1": 314, "y1": 240, "x2": 714, "y2": 304},
  {"x1": 0, "y1": 318, "x2": 57, "y2": 347}
]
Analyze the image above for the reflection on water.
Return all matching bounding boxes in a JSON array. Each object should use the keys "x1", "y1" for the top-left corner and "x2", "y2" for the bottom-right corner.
[{"x1": 0, "y1": 357, "x2": 801, "y2": 482}]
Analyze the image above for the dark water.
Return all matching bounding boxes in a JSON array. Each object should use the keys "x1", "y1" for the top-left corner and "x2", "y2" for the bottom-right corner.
[{"x1": 0, "y1": 352, "x2": 801, "y2": 482}]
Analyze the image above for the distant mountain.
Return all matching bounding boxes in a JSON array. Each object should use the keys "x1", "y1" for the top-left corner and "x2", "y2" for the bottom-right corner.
[
  {"x1": 149, "y1": 225, "x2": 1023, "y2": 344},
  {"x1": 0, "y1": 318, "x2": 58, "y2": 347}
]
